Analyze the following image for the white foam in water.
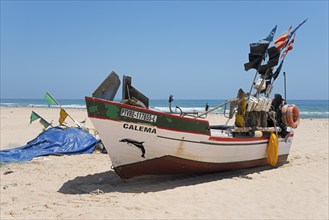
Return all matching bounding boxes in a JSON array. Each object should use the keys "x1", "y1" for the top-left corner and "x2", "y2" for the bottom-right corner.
[
  {"x1": 300, "y1": 111, "x2": 329, "y2": 117},
  {"x1": 178, "y1": 107, "x2": 205, "y2": 113},
  {"x1": 1, "y1": 103, "x2": 19, "y2": 107},
  {"x1": 25, "y1": 104, "x2": 86, "y2": 109},
  {"x1": 28, "y1": 104, "x2": 49, "y2": 108},
  {"x1": 60, "y1": 104, "x2": 86, "y2": 109},
  {"x1": 153, "y1": 107, "x2": 171, "y2": 112}
]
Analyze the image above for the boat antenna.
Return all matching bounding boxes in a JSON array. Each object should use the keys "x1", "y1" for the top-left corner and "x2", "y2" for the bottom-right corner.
[{"x1": 168, "y1": 95, "x2": 174, "y2": 113}]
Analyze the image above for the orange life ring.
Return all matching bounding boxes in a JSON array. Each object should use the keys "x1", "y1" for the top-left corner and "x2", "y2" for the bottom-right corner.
[{"x1": 282, "y1": 104, "x2": 300, "y2": 128}]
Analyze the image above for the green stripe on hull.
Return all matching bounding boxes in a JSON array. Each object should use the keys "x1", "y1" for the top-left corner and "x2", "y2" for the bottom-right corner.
[{"x1": 85, "y1": 97, "x2": 210, "y2": 135}]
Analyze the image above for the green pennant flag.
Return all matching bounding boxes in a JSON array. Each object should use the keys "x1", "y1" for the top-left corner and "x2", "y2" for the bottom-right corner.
[
  {"x1": 44, "y1": 92, "x2": 59, "y2": 106},
  {"x1": 30, "y1": 111, "x2": 41, "y2": 123},
  {"x1": 39, "y1": 118, "x2": 51, "y2": 129}
]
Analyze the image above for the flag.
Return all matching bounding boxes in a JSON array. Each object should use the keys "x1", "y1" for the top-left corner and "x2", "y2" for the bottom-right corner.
[
  {"x1": 258, "y1": 64, "x2": 268, "y2": 76},
  {"x1": 244, "y1": 26, "x2": 276, "y2": 71},
  {"x1": 244, "y1": 42, "x2": 269, "y2": 71},
  {"x1": 39, "y1": 118, "x2": 51, "y2": 129},
  {"x1": 59, "y1": 108, "x2": 68, "y2": 125},
  {"x1": 263, "y1": 25, "x2": 277, "y2": 42},
  {"x1": 274, "y1": 26, "x2": 292, "y2": 50},
  {"x1": 257, "y1": 46, "x2": 280, "y2": 75},
  {"x1": 244, "y1": 54, "x2": 263, "y2": 71},
  {"x1": 267, "y1": 46, "x2": 280, "y2": 68},
  {"x1": 288, "y1": 18, "x2": 308, "y2": 42},
  {"x1": 44, "y1": 92, "x2": 59, "y2": 106},
  {"x1": 250, "y1": 42, "x2": 268, "y2": 55},
  {"x1": 30, "y1": 111, "x2": 41, "y2": 123},
  {"x1": 281, "y1": 33, "x2": 296, "y2": 59},
  {"x1": 272, "y1": 60, "x2": 284, "y2": 81}
]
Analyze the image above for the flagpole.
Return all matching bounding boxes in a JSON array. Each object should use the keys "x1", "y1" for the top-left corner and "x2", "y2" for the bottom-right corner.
[
  {"x1": 31, "y1": 111, "x2": 53, "y2": 128},
  {"x1": 285, "y1": 18, "x2": 308, "y2": 47},
  {"x1": 45, "y1": 92, "x2": 59, "y2": 105},
  {"x1": 248, "y1": 71, "x2": 259, "y2": 98},
  {"x1": 39, "y1": 116, "x2": 53, "y2": 128},
  {"x1": 61, "y1": 109, "x2": 82, "y2": 128},
  {"x1": 45, "y1": 92, "x2": 81, "y2": 128},
  {"x1": 195, "y1": 99, "x2": 237, "y2": 119},
  {"x1": 265, "y1": 58, "x2": 284, "y2": 99}
]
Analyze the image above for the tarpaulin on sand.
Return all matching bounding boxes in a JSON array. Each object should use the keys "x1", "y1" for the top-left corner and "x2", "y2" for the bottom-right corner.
[{"x1": 0, "y1": 126, "x2": 99, "y2": 163}]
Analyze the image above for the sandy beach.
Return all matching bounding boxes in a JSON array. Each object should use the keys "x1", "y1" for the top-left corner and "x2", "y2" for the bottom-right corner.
[{"x1": 0, "y1": 107, "x2": 328, "y2": 219}]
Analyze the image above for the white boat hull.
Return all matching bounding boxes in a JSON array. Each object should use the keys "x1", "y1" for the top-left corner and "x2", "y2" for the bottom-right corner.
[{"x1": 86, "y1": 97, "x2": 293, "y2": 178}]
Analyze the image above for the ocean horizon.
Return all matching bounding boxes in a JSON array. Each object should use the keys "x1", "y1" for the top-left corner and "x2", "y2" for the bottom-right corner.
[{"x1": 1, "y1": 98, "x2": 328, "y2": 119}]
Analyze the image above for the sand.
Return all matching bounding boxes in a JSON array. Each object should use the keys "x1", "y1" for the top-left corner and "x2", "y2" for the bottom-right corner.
[{"x1": 0, "y1": 107, "x2": 328, "y2": 219}]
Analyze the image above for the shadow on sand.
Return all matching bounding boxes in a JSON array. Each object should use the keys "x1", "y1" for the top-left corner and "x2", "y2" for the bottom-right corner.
[{"x1": 58, "y1": 163, "x2": 288, "y2": 195}]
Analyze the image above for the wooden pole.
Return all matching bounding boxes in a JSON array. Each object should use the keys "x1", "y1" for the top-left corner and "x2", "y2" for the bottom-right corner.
[{"x1": 194, "y1": 99, "x2": 237, "y2": 119}]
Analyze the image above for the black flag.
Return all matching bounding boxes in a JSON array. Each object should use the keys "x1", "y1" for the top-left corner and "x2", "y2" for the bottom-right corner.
[
  {"x1": 267, "y1": 46, "x2": 280, "y2": 68},
  {"x1": 258, "y1": 64, "x2": 268, "y2": 76},
  {"x1": 272, "y1": 60, "x2": 284, "y2": 81},
  {"x1": 244, "y1": 42, "x2": 269, "y2": 71},
  {"x1": 258, "y1": 46, "x2": 280, "y2": 75}
]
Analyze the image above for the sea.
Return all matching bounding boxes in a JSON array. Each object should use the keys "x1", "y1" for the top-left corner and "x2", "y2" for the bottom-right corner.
[{"x1": 0, "y1": 99, "x2": 328, "y2": 119}]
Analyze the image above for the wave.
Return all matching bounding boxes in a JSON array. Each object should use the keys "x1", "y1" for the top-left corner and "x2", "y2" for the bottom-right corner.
[
  {"x1": 1, "y1": 99, "x2": 328, "y2": 118},
  {"x1": 58, "y1": 104, "x2": 86, "y2": 109},
  {"x1": 1, "y1": 102, "x2": 86, "y2": 109}
]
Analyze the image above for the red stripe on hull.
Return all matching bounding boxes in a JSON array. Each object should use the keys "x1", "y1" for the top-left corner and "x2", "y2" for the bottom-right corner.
[{"x1": 114, "y1": 155, "x2": 289, "y2": 179}]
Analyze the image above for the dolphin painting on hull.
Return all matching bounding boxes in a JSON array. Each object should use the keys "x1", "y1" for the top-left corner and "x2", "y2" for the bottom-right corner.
[{"x1": 119, "y1": 138, "x2": 146, "y2": 158}]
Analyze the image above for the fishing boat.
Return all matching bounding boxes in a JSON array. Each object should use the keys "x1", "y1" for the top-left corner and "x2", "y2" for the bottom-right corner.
[{"x1": 85, "y1": 26, "x2": 302, "y2": 179}]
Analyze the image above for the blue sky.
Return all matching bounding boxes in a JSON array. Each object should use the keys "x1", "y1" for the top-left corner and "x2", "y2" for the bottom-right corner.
[{"x1": 1, "y1": 1, "x2": 328, "y2": 100}]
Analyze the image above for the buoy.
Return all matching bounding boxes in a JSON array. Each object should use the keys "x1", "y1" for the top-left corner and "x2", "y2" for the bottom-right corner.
[
  {"x1": 281, "y1": 104, "x2": 300, "y2": 128},
  {"x1": 267, "y1": 132, "x2": 278, "y2": 166},
  {"x1": 287, "y1": 104, "x2": 300, "y2": 128}
]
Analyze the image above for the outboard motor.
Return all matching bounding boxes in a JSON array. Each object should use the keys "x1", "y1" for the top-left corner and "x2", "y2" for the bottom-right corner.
[{"x1": 269, "y1": 94, "x2": 289, "y2": 137}]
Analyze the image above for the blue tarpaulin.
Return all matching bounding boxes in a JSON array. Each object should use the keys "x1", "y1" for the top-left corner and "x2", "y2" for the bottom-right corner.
[{"x1": 0, "y1": 126, "x2": 99, "y2": 163}]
